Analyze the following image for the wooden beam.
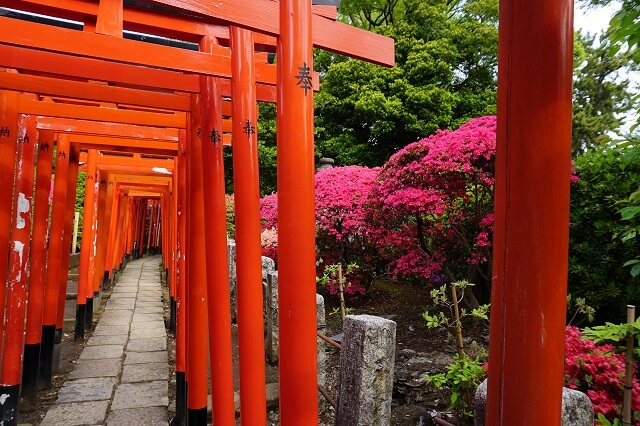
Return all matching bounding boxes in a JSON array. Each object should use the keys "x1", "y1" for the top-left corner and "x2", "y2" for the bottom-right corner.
[
  {"x1": 0, "y1": 17, "x2": 278, "y2": 81},
  {"x1": 0, "y1": 72, "x2": 192, "y2": 111},
  {"x1": 36, "y1": 117, "x2": 180, "y2": 140},
  {"x1": 2, "y1": 0, "x2": 336, "y2": 44},
  {"x1": 0, "y1": 45, "x2": 281, "y2": 101},
  {"x1": 20, "y1": 96, "x2": 186, "y2": 128},
  {"x1": 140, "y1": 0, "x2": 394, "y2": 66},
  {"x1": 68, "y1": 134, "x2": 177, "y2": 153}
]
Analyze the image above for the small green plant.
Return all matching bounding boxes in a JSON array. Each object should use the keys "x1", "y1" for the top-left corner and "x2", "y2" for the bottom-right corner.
[
  {"x1": 596, "y1": 413, "x2": 621, "y2": 426},
  {"x1": 581, "y1": 317, "x2": 640, "y2": 357},
  {"x1": 567, "y1": 294, "x2": 596, "y2": 325},
  {"x1": 425, "y1": 352, "x2": 487, "y2": 416},
  {"x1": 329, "y1": 306, "x2": 355, "y2": 318},
  {"x1": 423, "y1": 280, "x2": 490, "y2": 417},
  {"x1": 317, "y1": 260, "x2": 359, "y2": 320}
]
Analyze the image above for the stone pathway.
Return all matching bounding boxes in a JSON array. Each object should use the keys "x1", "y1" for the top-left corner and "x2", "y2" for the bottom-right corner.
[{"x1": 41, "y1": 256, "x2": 170, "y2": 426}]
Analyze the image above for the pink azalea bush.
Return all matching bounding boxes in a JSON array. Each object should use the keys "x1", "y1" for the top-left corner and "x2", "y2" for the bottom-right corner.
[
  {"x1": 258, "y1": 166, "x2": 379, "y2": 295},
  {"x1": 260, "y1": 227, "x2": 278, "y2": 265},
  {"x1": 365, "y1": 116, "x2": 496, "y2": 292},
  {"x1": 564, "y1": 326, "x2": 640, "y2": 424},
  {"x1": 259, "y1": 193, "x2": 278, "y2": 230},
  {"x1": 315, "y1": 166, "x2": 380, "y2": 294}
]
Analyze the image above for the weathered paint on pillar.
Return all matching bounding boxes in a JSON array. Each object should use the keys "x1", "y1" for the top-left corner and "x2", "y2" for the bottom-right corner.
[
  {"x1": 231, "y1": 26, "x2": 267, "y2": 426},
  {"x1": 200, "y1": 35, "x2": 236, "y2": 426},
  {"x1": 22, "y1": 130, "x2": 54, "y2": 410},
  {"x1": 485, "y1": 0, "x2": 574, "y2": 423},
  {"x1": 0, "y1": 113, "x2": 36, "y2": 424},
  {"x1": 40, "y1": 133, "x2": 71, "y2": 387},
  {"x1": 186, "y1": 95, "x2": 209, "y2": 424},
  {"x1": 55, "y1": 145, "x2": 81, "y2": 371},
  {"x1": 76, "y1": 149, "x2": 97, "y2": 340},
  {"x1": 0, "y1": 89, "x2": 19, "y2": 346},
  {"x1": 175, "y1": 134, "x2": 188, "y2": 426},
  {"x1": 277, "y1": 0, "x2": 318, "y2": 423}
]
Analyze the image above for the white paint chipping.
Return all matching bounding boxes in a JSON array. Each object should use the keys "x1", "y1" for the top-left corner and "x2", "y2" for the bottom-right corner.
[
  {"x1": 152, "y1": 167, "x2": 171, "y2": 175},
  {"x1": 15, "y1": 193, "x2": 30, "y2": 229},
  {"x1": 13, "y1": 241, "x2": 25, "y2": 281},
  {"x1": 0, "y1": 394, "x2": 9, "y2": 405}
]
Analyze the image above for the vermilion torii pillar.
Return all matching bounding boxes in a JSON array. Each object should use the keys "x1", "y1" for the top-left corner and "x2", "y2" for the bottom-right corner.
[
  {"x1": 0, "y1": 114, "x2": 36, "y2": 424},
  {"x1": 22, "y1": 130, "x2": 54, "y2": 410},
  {"x1": 231, "y1": 26, "x2": 268, "y2": 425},
  {"x1": 486, "y1": 0, "x2": 574, "y2": 423},
  {"x1": 76, "y1": 149, "x2": 97, "y2": 340},
  {"x1": 200, "y1": 36, "x2": 235, "y2": 426},
  {"x1": 40, "y1": 134, "x2": 71, "y2": 388}
]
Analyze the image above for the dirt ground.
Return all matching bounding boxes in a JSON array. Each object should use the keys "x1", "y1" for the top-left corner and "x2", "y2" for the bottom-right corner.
[{"x1": 319, "y1": 279, "x2": 489, "y2": 426}]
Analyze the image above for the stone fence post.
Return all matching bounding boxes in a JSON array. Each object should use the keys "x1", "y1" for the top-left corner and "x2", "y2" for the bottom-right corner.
[{"x1": 335, "y1": 315, "x2": 396, "y2": 426}]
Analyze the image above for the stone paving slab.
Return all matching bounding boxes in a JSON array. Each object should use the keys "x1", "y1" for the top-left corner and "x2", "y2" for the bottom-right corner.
[
  {"x1": 86, "y1": 334, "x2": 129, "y2": 346},
  {"x1": 97, "y1": 315, "x2": 132, "y2": 326},
  {"x1": 124, "y1": 351, "x2": 168, "y2": 365},
  {"x1": 136, "y1": 300, "x2": 164, "y2": 308},
  {"x1": 138, "y1": 291, "x2": 162, "y2": 297},
  {"x1": 79, "y1": 345, "x2": 124, "y2": 360},
  {"x1": 68, "y1": 359, "x2": 122, "y2": 379},
  {"x1": 56, "y1": 377, "x2": 117, "y2": 403},
  {"x1": 121, "y1": 362, "x2": 168, "y2": 383},
  {"x1": 100, "y1": 310, "x2": 133, "y2": 320},
  {"x1": 135, "y1": 306, "x2": 164, "y2": 314},
  {"x1": 137, "y1": 296, "x2": 162, "y2": 302},
  {"x1": 104, "y1": 304, "x2": 134, "y2": 311},
  {"x1": 111, "y1": 381, "x2": 168, "y2": 409},
  {"x1": 130, "y1": 320, "x2": 165, "y2": 330},
  {"x1": 127, "y1": 337, "x2": 167, "y2": 352},
  {"x1": 41, "y1": 400, "x2": 110, "y2": 425},
  {"x1": 93, "y1": 325, "x2": 130, "y2": 335},
  {"x1": 130, "y1": 328, "x2": 167, "y2": 339},
  {"x1": 109, "y1": 292, "x2": 138, "y2": 299},
  {"x1": 132, "y1": 313, "x2": 164, "y2": 322},
  {"x1": 111, "y1": 287, "x2": 138, "y2": 293},
  {"x1": 106, "y1": 406, "x2": 169, "y2": 425}
]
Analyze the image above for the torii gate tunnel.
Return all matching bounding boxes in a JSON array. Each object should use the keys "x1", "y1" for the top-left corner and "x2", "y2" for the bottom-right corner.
[{"x1": 0, "y1": 0, "x2": 573, "y2": 425}]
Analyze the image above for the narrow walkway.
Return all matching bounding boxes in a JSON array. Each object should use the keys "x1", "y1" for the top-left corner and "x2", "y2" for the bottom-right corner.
[{"x1": 41, "y1": 256, "x2": 169, "y2": 425}]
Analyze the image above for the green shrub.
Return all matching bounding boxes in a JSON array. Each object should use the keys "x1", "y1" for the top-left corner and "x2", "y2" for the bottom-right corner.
[{"x1": 569, "y1": 146, "x2": 640, "y2": 323}]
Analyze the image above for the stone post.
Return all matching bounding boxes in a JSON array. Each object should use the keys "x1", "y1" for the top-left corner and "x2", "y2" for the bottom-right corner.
[
  {"x1": 266, "y1": 271, "x2": 279, "y2": 363},
  {"x1": 474, "y1": 379, "x2": 594, "y2": 426},
  {"x1": 335, "y1": 315, "x2": 396, "y2": 426},
  {"x1": 317, "y1": 294, "x2": 326, "y2": 413},
  {"x1": 227, "y1": 239, "x2": 237, "y2": 323}
]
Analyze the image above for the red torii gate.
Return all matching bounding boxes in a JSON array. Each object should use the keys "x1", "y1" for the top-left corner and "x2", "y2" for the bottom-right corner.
[{"x1": 0, "y1": 0, "x2": 574, "y2": 425}]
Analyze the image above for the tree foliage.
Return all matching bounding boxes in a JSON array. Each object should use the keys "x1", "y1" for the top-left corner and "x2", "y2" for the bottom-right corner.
[
  {"x1": 315, "y1": 0, "x2": 498, "y2": 167},
  {"x1": 572, "y1": 32, "x2": 637, "y2": 156},
  {"x1": 569, "y1": 145, "x2": 640, "y2": 323}
]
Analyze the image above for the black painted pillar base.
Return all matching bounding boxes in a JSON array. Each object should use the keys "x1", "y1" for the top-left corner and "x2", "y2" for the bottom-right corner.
[
  {"x1": 75, "y1": 304, "x2": 86, "y2": 341},
  {"x1": 169, "y1": 297, "x2": 176, "y2": 333},
  {"x1": 187, "y1": 408, "x2": 206, "y2": 425},
  {"x1": 110, "y1": 269, "x2": 116, "y2": 287},
  {"x1": 38, "y1": 324, "x2": 55, "y2": 389},
  {"x1": 0, "y1": 384, "x2": 20, "y2": 426},
  {"x1": 21, "y1": 343, "x2": 41, "y2": 412},
  {"x1": 103, "y1": 271, "x2": 110, "y2": 290},
  {"x1": 52, "y1": 328, "x2": 63, "y2": 374},
  {"x1": 85, "y1": 297, "x2": 94, "y2": 331},
  {"x1": 172, "y1": 372, "x2": 186, "y2": 426}
]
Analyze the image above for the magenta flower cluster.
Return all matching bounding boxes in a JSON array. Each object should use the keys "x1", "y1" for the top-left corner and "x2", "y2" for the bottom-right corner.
[
  {"x1": 365, "y1": 115, "x2": 497, "y2": 282},
  {"x1": 565, "y1": 326, "x2": 640, "y2": 424}
]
